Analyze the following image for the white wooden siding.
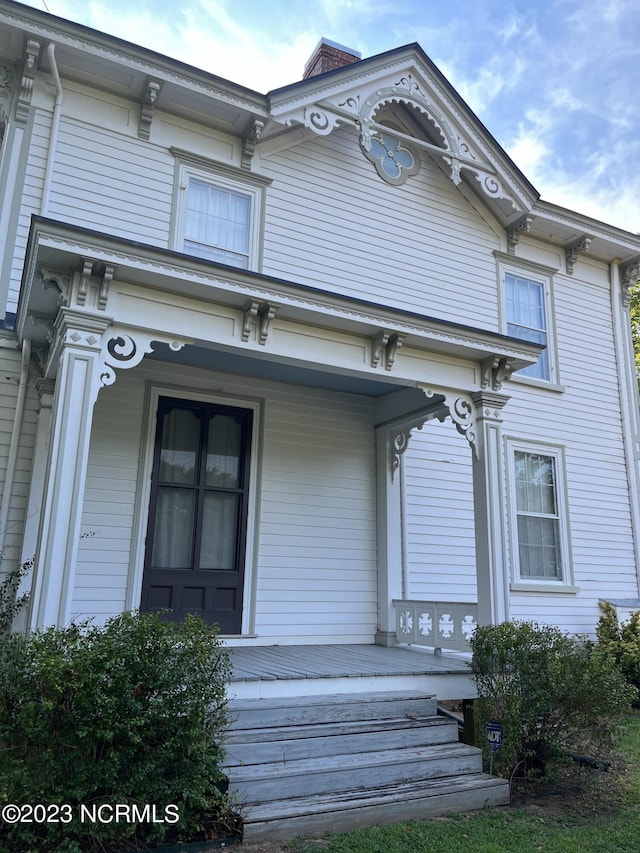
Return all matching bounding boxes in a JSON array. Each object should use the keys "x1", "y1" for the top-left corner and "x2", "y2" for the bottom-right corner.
[
  {"x1": 403, "y1": 417, "x2": 476, "y2": 603},
  {"x1": 260, "y1": 130, "x2": 502, "y2": 327},
  {"x1": 72, "y1": 373, "x2": 144, "y2": 621},
  {"x1": 0, "y1": 341, "x2": 39, "y2": 576},
  {"x1": 72, "y1": 360, "x2": 378, "y2": 641},
  {"x1": 49, "y1": 117, "x2": 174, "y2": 247}
]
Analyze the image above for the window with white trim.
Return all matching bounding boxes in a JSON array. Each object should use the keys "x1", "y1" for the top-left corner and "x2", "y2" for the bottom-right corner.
[
  {"x1": 173, "y1": 159, "x2": 265, "y2": 271},
  {"x1": 498, "y1": 258, "x2": 558, "y2": 384},
  {"x1": 507, "y1": 441, "x2": 571, "y2": 584}
]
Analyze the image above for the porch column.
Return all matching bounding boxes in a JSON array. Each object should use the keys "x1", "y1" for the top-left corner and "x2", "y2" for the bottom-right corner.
[
  {"x1": 470, "y1": 390, "x2": 510, "y2": 626},
  {"x1": 31, "y1": 311, "x2": 109, "y2": 628},
  {"x1": 375, "y1": 426, "x2": 404, "y2": 646}
]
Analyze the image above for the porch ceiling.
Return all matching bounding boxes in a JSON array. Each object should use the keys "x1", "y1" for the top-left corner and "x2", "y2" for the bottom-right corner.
[{"x1": 148, "y1": 341, "x2": 408, "y2": 397}]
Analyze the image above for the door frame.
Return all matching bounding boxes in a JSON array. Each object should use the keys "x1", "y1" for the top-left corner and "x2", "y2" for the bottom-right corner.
[{"x1": 126, "y1": 383, "x2": 262, "y2": 636}]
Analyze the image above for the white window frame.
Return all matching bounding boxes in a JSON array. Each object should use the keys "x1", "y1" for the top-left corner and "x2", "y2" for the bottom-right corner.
[
  {"x1": 506, "y1": 438, "x2": 576, "y2": 592},
  {"x1": 171, "y1": 151, "x2": 268, "y2": 272},
  {"x1": 127, "y1": 383, "x2": 262, "y2": 637},
  {"x1": 497, "y1": 255, "x2": 561, "y2": 388}
]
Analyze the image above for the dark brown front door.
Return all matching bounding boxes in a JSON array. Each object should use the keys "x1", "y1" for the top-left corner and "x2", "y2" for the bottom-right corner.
[{"x1": 141, "y1": 396, "x2": 252, "y2": 633}]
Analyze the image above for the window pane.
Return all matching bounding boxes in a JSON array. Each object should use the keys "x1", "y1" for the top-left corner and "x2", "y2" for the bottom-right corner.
[
  {"x1": 517, "y1": 516, "x2": 561, "y2": 578},
  {"x1": 184, "y1": 179, "x2": 250, "y2": 269},
  {"x1": 200, "y1": 493, "x2": 239, "y2": 570},
  {"x1": 515, "y1": 452, "x2": 557, "y2": 514},
  {"x1": 159, "y1": 407, "x2": 200, "y2": 484},
  {"x1": 152, "y1": 487, "x2": 196, "y2": 568},
  {"x1": 506, "y1": 274, "x2": 549, "y2": 380},
  {"x1": 206, "y1": 414, "x2": 242, "y2": 487},
  {"x1": 514, "y1": 450, "x2": 562, "y2": 580}
]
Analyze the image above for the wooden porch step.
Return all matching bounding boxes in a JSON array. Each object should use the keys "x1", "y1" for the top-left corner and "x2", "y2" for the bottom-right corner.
[
  {"x1": 227, "y1": 690, "x2": 438, "y2": 728},
  {"x1": 224, "y1": 716, "x2": 455, "y2": 764},
  {"x1": 223, "y1": 690, "x2": 508, "y2": 841},
  {"x1": 242, "y1": 774, "x2": 510, "y2": 841},
  {"x1": 229, "y1": 741, "x2": 483, "y2": 802}
]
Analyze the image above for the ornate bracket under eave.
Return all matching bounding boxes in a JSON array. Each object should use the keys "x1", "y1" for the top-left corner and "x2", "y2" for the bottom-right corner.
[
  {"x1": 138, "y1": 79, "x2": 161, "y2": 140},
  {"x1": 17, "y1": 39, "x2": 40, "y2": 125},
  {"x1": 40, "y1": 265, "x2": 72, "y2": 306},
  {"x1": 371, "y1": 329, "x2": 406, "y2": 370},
  {"x1": 620, "y1": 259, "x2": 640, "y2": 308},
  {"x1": 506, "y1": 215, "x2": 534, "y2": 255},
  {"x1": 76, "y1": 259, "x2": 116, "y2": 310},
  {"x1": 242, "y1": 119, "x2": 265, "y2": 170},
  {"x1": 481, "y1": 356, "x2": 516, "y2": 391},
  {"x1": 241, "y1": 298, "x2": 277, "y2": 345},
  {"x1": 565, "y1": 235, "x2": 593, "y2": 276},
  {"x1": 0, "y1": 63, "x2": 15, "y2": 136}
]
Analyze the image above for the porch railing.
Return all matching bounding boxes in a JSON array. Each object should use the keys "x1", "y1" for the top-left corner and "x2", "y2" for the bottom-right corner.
[{"x1": 393, "y1": 599, "x2": 478, "y2": 652}]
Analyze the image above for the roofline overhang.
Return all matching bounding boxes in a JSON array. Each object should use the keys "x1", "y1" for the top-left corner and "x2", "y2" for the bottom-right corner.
[
  {"x1": 0, "y1": 0, "x2": 268, "y2": 112},
  {"x1": 18, "y1": 216, "x2": 543, "y2": 373}
]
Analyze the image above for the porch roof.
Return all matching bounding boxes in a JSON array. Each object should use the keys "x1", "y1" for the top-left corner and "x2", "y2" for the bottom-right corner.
[{"x1": 18, "y1": 217, "x2": 543, "y2": 378}]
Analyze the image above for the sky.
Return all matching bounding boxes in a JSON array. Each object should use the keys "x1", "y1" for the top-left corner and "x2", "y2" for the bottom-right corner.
[{"x1": 17, "y1": 0, "x2": 640, "y2": 234}]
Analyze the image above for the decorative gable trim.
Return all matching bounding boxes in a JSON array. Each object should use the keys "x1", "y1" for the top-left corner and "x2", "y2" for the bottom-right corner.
[{"x1": 268, "y1": 51, "x2": 537, "y2": 220}]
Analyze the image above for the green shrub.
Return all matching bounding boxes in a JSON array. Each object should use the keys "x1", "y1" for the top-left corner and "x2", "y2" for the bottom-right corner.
[
  {"x1": 470, "y1": 621, "x2": 634, "y2": 781},
  {"x1": 0, "y1": 611, "x2": 230, "y2": 853},
  {"x1": 0, "y1": 559, "x2": 31, "y2": 637},
  {"x1": 596, "y1": 601, "x2": 640, "y2": 700}
]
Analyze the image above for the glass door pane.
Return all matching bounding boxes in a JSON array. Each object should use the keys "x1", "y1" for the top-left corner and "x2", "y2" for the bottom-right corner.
[
  {"x1": 206, "y1": 414, "x2": 243, "y2": 487},
  {"x1": 151, "y1": 487, "x2": 196, "y2": 568},
  {"x1": 159, "y1": 407, "x2": 200, "y2": 484},
  {"x1": 200, "y1": 493, "x2": 239, "y2": 570}
]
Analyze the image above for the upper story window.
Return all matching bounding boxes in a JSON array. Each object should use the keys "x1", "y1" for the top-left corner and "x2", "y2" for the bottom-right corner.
[
  {"x1": 184, "y1": 180, "x2": 251, "y2": 268},
  {"x1": 498, "y1": 256, "x2": 559, "y2": 386},
  {"x1": 505, "y1": 273, "x2": 548, "y2": 379},
  {"x1": 172, "y1": 152, "x2": 270, "y2": 272}
]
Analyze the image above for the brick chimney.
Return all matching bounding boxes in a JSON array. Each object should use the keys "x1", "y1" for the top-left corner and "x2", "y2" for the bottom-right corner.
[{"x1": 303, "y1": 38, "x2": 361, "y2": 79}]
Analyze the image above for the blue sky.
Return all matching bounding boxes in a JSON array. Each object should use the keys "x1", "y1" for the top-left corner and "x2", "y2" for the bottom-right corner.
[{"x1": 19, "y1": 0, "x2": 640, "y2": 233}]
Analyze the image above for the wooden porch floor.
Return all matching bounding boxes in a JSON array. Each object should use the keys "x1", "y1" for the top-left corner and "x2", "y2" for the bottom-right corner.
[{"x1": 226, "y1": 644, "x2": 472, "y2": 700}]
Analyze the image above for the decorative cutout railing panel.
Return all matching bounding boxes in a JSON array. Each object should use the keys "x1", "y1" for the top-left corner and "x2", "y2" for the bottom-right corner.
[{"x1": 394, "y1": 599, "x2": 478, "y2": 652}]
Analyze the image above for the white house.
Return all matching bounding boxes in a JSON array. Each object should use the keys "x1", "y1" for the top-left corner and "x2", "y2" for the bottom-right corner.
[
  {"x1": 1, "y1": 0, "x2": 639, "y2": 651},
  {"x1": 2, "y1": 1, "x2": 640, "y2": 837}
]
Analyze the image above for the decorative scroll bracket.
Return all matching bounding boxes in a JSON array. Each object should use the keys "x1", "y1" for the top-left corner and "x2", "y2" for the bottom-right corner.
[
  {"x1": 620, "y1": 259, "x2": 640, "y2": 309},
  {"x1": 98, "y1": 329, "x2": 189, "y2": 390},
  {"x1": 481, "y1": 355, "x2": 515, "y2": 391},
  {"x1": 138, "y1": 79, "x2": 161, "y2": 140},
  {"x1": 565, "y1": 235, "x2": 593, "y2": 276},
  {"x1": 506, "y1": 215, "x2": 533, "y2": 255},
  {"x1": 371, "y1": 329, "x2": 406, "y2": 370},
  {"x1": 240, "y1": 299, "x2": 277, "y2": 345},
  {"x1": 242, "y1": 118, "x2": 265, "y2": 170},
  {"x1": 17, "y1": 39, "x2": 40, "y2": 125},
  {"x1": 420, "y1": 385, "x2": 479, "y2": 458}
]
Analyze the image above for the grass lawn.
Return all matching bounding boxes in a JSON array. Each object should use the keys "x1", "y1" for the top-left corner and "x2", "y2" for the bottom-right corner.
[{"x1": 288, "y1": 712, "x2": 640, "y2": 853}]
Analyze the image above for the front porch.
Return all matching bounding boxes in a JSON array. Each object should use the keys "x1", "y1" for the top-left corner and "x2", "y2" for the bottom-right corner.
[{"x1": 226, "y1": 641, "x2": 474, "y2": 700}]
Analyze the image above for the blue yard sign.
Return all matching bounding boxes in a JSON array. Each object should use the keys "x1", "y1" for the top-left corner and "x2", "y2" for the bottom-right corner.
[{"x1": 486, "y1": 721, "x2": 504, "y2": 753}]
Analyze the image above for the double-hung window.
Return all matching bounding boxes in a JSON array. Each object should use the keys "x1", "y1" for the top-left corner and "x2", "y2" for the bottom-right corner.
[
  {"x1": 498, "y1": 256, "x2": 559, "y2": 384},
  {"x1": 505, "y1": 273, "x2": 548, "y2": 380},
  {"x1": 184, "y1": 180, "x2": 251, "y2": 268},
  {"x1": 507, "y1": 441, "x2": 572, "y2": 587},
  {"x1": 173, "y1": 153, "x2": 268, "y2": 271}
]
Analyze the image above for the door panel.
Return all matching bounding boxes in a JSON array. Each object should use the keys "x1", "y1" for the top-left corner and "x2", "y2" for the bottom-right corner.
[{"x1": 141, "y1": 397, "x2": 252, "y2": 632}]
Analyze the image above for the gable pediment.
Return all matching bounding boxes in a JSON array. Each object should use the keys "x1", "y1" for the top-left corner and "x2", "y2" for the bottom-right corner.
[{"x1": 265, "y1": 46, "x2": 539, "y2": 226}]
